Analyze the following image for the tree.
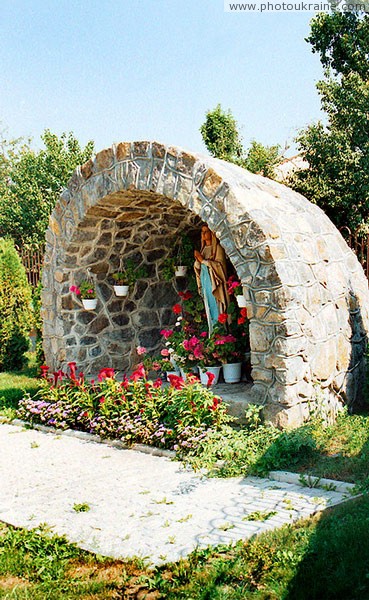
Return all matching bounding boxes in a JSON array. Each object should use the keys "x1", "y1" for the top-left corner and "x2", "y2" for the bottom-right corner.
[
  {"x1": 0, "y1": 238, "x2": 33, "y2": 371},
  {"x1": 200, "y1": 104, "x2": 282, "y2": 178},
  {"x1": 245, "y1": 140, "x2": 281, "y2": 179},
  {"x1": 200, "y1": 104, "x2": 244, "y2": 163},
  {"x1": 290, "y1": 12, "x2": 369, "y2": 231},
  {"x1": 0, "y1": 130, "x2": 94, "y2": 248}
]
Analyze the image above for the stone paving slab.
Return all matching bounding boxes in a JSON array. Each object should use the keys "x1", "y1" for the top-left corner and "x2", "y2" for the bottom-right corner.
[{"x1": 0, "y1": 423, "x2": 355, "y2": 566}]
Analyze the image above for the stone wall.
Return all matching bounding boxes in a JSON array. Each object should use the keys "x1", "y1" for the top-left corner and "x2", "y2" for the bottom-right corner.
[{"x1": 42, "y1": 140, "x2": 369, "y2": 427}]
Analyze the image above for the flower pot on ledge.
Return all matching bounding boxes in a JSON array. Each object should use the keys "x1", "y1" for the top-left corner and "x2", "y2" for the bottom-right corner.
[
  {"x1": 82, "y1": 298, "x2": 97, "y2": 311},
  {"x1": 222, "y1": 362, "x2": 242, "y2": 383},
  {"x1": 199, "y1": 365, "x2": 222, "y2": 385},
  {"x1": 175, "y1": 265, "x2": 187, "y2": 277},
  {"x1": 113, "y1": 284, "x2": 129, "y2": 297},
  {"x1": 236, "y1": 293, "x2": 247, "y2": 308}
]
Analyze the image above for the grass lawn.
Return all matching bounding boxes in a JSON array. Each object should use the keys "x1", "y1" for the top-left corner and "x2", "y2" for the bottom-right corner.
[{"x1": 0, "y1": 364, "x2": 41, "y2": 418}]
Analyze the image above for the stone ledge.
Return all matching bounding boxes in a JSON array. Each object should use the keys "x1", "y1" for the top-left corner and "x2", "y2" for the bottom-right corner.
[
  {"x1": 269, "y1": 470, "x2": 357, "y2": 494},
  {"x1": 4, "y1": 418, "x2": 175, "y2": 459}
]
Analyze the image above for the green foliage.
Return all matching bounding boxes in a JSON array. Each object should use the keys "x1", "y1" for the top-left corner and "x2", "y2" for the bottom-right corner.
[
  {"x1": 73, "y1": 502, "x2": 91, "y2": 513},
  {"x1": 0, "y1": 238, "x2": 33, "y2": 371},
  {"x1": 114, "y1": 259, "x2": 149, "y2": 286},
  {"x1": 245, "y1": 139, "x2": 281, "y2": 178},
  {"x1": 290, "y1": 13, "x2": 369, "y2": 230},
  {"x1": 200, "y1": 103, "x2": 243, "y2": 163},
  {"x1": 0, "y1": 129, "x2": 94, "y2": 247},
  {"x1": 200, "y1": 104, "x2": 282, "y2": 178}
]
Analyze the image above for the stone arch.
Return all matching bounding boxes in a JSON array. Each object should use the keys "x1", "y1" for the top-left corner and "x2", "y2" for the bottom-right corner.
[{"x1": 42, "y1": 140, "x2": 369, "y2": 427}]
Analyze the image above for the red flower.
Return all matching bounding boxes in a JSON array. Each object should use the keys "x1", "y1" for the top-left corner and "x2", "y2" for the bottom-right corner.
[
  {"x1": 68, "y1": 362, "x2": 77, "y2": 379},
  {"x1": 153, "y1": 378, "x2": 163, "y2": 388},
  {"x1": 238, "y1": 316, "x2": 246, "y2": 325},
  {"x1": 98, "y1": 368, "x2": 115, "y2": 381},
  {"x1": 240, "y1": 307, "x2": 248, "y2": 318},
  {"x1": 218, "y1": 313, "x2": 228, "y2": 324},
  {"x1": 40, "y1": 365, "x2": 49, "y2": 378},
  {"x1": 172, "y1": 304, "x2": 182, "y2": 314},
  {"x1": 206, "y1": 371, "x2": 215, "y2": 386},
  {"x1": 209, "y1": 397, "x2": 221, "y2": 411},
  {"x1": 99, "y1": 397, "x2": 105, "y2": 404},
  {"x1": 167, "y1": 374, "x2": 185, "y2": 389},
  {"x1": 130, "y1": 364, "x2": 146, "y2": 381},
  {"x1": 178, "y1": 290, "x2": 192, "y2": 301}
]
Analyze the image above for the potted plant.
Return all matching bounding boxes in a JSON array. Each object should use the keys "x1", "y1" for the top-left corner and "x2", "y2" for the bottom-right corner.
[
  {"x1": 112, "y1": 259, "x2": 148, "y2": 296},
  {"x1": 227, "y1": 276, "x2": 247, "y2": 307},
  {"x1": 70, "y1": 282, "x2": 97, "y2": 311},
  {"x1": 175, "y1": 234, "x2": 194, "y2": 277},
  {"x1": 198, "y1": 334, "x2": 222, "y2": 385},
  {"x1": 112, "y1": 272, "x2": 129, "y2": 296}
]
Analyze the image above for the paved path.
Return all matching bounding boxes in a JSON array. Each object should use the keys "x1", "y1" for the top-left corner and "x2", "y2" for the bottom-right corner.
[{"x1": 0, "y1": 423, "x2": 354, "y2": 566}]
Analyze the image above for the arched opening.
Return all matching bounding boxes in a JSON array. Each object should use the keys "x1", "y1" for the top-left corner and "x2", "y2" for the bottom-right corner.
[{"x1": 42, "y1": 141, "x2": 369, "y2": 427}]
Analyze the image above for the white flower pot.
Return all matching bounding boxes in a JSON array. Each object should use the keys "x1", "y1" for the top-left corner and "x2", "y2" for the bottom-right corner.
[
  {"x1": 180, "y1": 367, "x2": 198, "y2": 381},
  {"x1": 175, "y1": 265, "x2": 187, "y2": 277},
  {"x1": 223, "y1": 362, "x2": 242, "y2": 383},
  {"x1": 236, "y1": 294, "x2": 247, "y2": 308},
  {"x1": 82, "y1": 298, "x2": 97, "y2": 311},
  {"x1": 166, "y1": 370, "x2": 181, "y2": 379},
  {"x1": 114, "y1": 284, "x2": 129, "y2": 297},
  {"x1": 199, "y1": 366, "x2": 222, "y2": 386}
]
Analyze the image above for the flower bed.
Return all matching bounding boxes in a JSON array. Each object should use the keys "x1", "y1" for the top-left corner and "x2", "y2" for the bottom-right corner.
[{"x1": 17, "y1": 363, "x2": 231, "y2": 454}]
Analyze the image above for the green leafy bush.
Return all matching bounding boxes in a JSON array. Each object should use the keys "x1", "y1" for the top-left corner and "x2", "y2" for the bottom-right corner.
[{"x1": 0, "y1": 238, "x2": 33, "y2": 371}]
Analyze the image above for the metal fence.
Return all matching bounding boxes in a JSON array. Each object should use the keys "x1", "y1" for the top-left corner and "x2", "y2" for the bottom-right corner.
[
  {"x1": 19, "y1": 246, "x2": 44, "y2": 287},
  {"x1": 340, "y1": 227, "x2": 369, "y2": 280}
]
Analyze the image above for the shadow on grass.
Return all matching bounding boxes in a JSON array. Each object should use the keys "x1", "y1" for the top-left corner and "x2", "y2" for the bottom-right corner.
[
  {"x1": 251, "y1": 409, "x2": 369, "y2": 489},
  {"x1": 284, "y1": 493, "x2": 369, "y2": 600}
]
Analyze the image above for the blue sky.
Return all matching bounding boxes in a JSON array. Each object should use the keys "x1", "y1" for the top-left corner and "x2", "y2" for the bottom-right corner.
[{"x1": 1, "y1": 0, "x2": 324, "y2": 157}]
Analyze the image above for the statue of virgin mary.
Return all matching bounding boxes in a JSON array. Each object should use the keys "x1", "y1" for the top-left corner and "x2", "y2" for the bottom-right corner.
[{"x1": 194, "y1": 225, "x2": 230, "y2": 333}]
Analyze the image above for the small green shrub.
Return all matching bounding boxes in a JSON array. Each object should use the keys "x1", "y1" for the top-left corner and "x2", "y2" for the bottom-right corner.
[{"x1": 0, "y1": 238, "x2": 33, "y2": 371}]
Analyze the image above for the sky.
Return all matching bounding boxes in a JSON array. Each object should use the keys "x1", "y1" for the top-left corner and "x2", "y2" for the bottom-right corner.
[{"x1": 1, "y1": 0, "x2": 325, "y2": 158}]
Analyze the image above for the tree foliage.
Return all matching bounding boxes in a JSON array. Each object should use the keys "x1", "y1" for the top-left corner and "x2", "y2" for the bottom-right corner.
[
  {"x1": 200, "y1": 104, "x2": 282, "y2": 178},
  {"x1": 200, "y1": 104, "x2": 243, "y2": 163},
  {"x1": 290, "y1": 12, "x2": 369, "y2": 230},
  {"x1": 0, "y1": 130, "x2": 94, "y2": 248},
  {"x1": 0, "y1": 238, "x2": 33, "y2": 371}
]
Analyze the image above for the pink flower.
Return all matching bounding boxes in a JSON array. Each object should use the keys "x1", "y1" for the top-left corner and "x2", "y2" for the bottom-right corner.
[
  {"x1": 69, "y1": 285, "x2": 81, "y2": 295},
  {"x1": 193, "y1": 346, "x2": 204, "y2": 359},
  {"x1": 200, "y1": 331, "x2": 207, "y2": 338},
  {"x1": 161, "y1": 348, "x2": 170, "y2": 357},
  {"x1": 160, "y1": 329, "x2": 173, "y2": 339},
  {"x1": 152, "y1": 361, "x2": 161, "y2": 371},
  {"x1": 136, "y1": 346, "x2": 147, "y2": 356}
]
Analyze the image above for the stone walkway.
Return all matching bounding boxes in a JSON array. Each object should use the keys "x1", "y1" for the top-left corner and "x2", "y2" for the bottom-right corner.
[{"x1": 0, "y1": 423, "x2": 356, "y2": 566}]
